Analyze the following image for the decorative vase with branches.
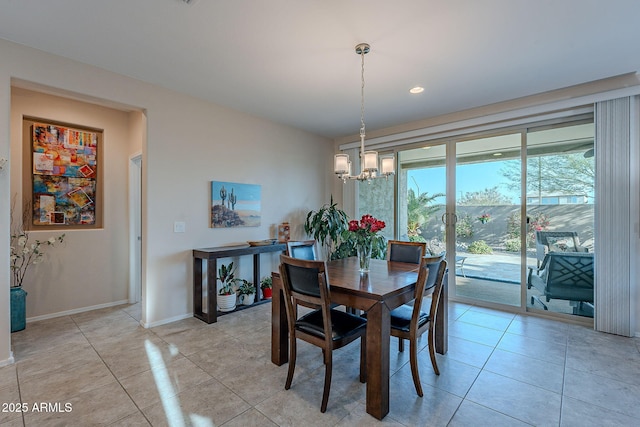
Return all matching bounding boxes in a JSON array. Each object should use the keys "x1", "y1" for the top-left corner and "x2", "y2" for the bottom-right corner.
[{"x1": 10, "y1": 200, "x2": 65, "y2": 288}]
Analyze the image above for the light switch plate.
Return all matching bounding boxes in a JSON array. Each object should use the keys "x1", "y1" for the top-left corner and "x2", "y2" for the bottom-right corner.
[{"x1": 174, "y1": 221, "x2": 186, "y2": 233}]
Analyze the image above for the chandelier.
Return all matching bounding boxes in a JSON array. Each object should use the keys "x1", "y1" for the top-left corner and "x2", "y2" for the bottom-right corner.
[{"x1": 334, "y1": 43, "x2": 395, "y2": 182}]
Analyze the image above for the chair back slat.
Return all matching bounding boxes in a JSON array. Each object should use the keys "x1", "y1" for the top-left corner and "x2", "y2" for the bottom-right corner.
[
  {"x1": 387, "y1": 240, "x2": 426, "y2": 264},
  {"x1": 284, "y1": 263, "x2": 322, "y2": 297},
  {"x1": 413, "y1": 256, "x2": 447, "y2": 319},
  {"x1": 287, "y1": 240, "x2": 318, "y2": 260},
  {"x1": 427, "y1": 260, "x2": 447, "y2": 322}
]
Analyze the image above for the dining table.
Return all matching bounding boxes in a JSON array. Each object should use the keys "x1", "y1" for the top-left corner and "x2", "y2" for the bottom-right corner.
[{"x1": 271, "y1": 256, "x2": 448, "y2": 420}]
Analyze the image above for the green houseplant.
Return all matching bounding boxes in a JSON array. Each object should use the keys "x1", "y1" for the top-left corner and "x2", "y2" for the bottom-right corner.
[
  {"x1": 260, "y1": 275, "x2": 272, "y2": 299},
  {"x1": 217, "y1": 262, "x2": 239, "y2": 312},
  {"x1": 237, "y1": 279, "x2": 255, "y2": 306},
  {"x1": 304, "y1": 195, "x2": 349, "y2": 260}
]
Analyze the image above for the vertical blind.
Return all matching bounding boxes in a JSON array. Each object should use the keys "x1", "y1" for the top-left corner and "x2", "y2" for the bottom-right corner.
[{"x1": 594, "y1": 96, "x2": 638, "y2": 336}]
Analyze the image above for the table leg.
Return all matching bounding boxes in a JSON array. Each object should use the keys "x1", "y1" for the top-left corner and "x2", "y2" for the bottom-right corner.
[
  {"x1": 271, "y1": 273, "x2": 288, "y2": 365},
  {"x1": 366, "y1": 300, "x2": 390, "y2": 420},
  {"x1": 207, "y1": 258, "x2": 217, "y2": 323},
  {"x1": 253, "y1": 254, "x2": 260, "y2": 303}
]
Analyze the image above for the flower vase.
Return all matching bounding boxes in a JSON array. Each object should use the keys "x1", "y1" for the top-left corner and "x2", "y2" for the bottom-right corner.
[
  {"x1": 357, "y1": 239, "x2": 373, "y2": 273},
  {"x1": 10, "y1": 287, "x2": 27, "y2": 332}
]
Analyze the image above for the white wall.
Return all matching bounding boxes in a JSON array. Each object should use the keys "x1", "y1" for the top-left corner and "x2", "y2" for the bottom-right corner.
[
  {"x1": 0, "y1": 39, "x2": 334, "y2": 364},
  {"x1": 10, "y1": 88, "x2": 134, "y2": 318}
]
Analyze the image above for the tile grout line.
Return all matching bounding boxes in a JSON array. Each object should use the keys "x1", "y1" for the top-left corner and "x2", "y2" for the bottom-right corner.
[{"x1": 68, "y1": 309, "x2": 156, "y2": 426}]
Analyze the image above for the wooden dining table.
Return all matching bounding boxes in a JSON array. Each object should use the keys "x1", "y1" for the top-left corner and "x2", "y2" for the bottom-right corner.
[{"x1": 271, "y1": 257, "x2": 448, "y2": 420}]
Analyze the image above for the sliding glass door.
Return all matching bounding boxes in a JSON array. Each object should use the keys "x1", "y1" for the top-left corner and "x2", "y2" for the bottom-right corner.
[
  {"x1": 454, "y1": 133, "x2": 524, "y2": 307},
  {"x1": 397, "y1": 143, "x2": 447, "y2": 256},
  {"x1": 390, "y1": 117, "x2": 594, "y2": 320},
  {"x1": 525, "y1": 122, "x2": 595, "y2": 318}
]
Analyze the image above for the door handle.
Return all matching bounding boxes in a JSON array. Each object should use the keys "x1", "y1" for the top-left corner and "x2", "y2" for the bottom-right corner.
[{"x1": 441, "y1": 213, "x2": 458, "y2": 225}]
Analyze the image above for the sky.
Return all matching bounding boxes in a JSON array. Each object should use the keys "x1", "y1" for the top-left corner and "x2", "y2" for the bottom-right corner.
[{"x1": 408, "y1": 160, "x2": 520, "y2": 204}]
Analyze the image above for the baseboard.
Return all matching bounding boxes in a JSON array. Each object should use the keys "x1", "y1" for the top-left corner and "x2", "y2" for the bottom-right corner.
[
  {"x1": 26, "y1": 299, "x2": 129, "y2": 323},
  {"x1": 0, "y1": 352, "x2": 15, "y2": 367},
  {"x1": 143, "y1": 312, "x2": 192, "y2": 329}
]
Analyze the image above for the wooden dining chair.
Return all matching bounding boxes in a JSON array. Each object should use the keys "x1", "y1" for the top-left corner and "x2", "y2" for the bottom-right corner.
[
  {"x1": 390, "y1": 254, "x2": 447, "y2": 397},
  {"x1": 286, "y1": 240, "x2": 318, "y2": 260},
  {"x1": 278, "y1": 254, "x2": 367, "y2": 412},
  {"x1": 386, "y1": 240, "x2": 426, "y2": 264}
]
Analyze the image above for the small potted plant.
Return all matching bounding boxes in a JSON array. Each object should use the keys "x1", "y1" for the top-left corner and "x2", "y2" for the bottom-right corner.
[
  {"x1": 217, "y1": 262, "x2": 239, "y2": 312},
  {"x1": 260, "y1": 275, "x2": 272, "y2": 299},
  {"x1": 237, "y1": 279, "x2": 255, "y2": 306}
]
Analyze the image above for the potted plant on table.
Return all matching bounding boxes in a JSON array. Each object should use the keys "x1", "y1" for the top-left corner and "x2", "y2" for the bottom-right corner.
[
  {"x1": 10, "y1": 202, "x2": 65, "y2": 332},
  {"x1": 260, "y1": 276, "x2": 272, "y2": 299},
  {"x1": 237, "y1": 279, "x2": 256, "y2": 306},
  {"x1": 217, "y1": 262, "x2": 239, "y2": 312}
]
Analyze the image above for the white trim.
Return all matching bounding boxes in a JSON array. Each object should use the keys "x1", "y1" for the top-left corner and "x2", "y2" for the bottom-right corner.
[
  {"x1": 338, "y1": 84, "x2": 640, "y2": 151},
  {"x1": 26, "y1": 299, "x2": 129, "y2": 323},
  {"x1": 142, "y1": 312, "x2": 192, "y2": 329},
  {"x1": 0, "y1": 352, "x2": 15, "y2": 367},
  {"x1": 128, "y1": 152, "x2": 142, "y2": 304}
]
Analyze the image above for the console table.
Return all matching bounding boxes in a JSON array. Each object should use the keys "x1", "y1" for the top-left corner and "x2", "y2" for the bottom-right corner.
[{"x1": 193, "y1": 243, "x2": 286, "y2": 323}]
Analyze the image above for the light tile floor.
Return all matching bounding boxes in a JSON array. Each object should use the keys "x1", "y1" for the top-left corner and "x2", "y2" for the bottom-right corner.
[{"x1": 2, "y1": 301, "x2": 640, "y2": 426}]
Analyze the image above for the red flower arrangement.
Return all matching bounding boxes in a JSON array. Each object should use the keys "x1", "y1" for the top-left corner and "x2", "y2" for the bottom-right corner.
[
  {"x1": 348, "y1": 215, "x2": 386, "y2": 272},
  {"x1": 348, "y1": 214, "x2": 386, "y2": 236}
]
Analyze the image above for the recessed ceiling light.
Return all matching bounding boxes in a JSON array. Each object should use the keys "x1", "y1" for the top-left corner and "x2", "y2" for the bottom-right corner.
[
  {"x1": 409, "y1": 86, "x2": 424, "y2": 94},
  {"x1": 493, "y1": 152, "x2": 502, "y2": 156}
]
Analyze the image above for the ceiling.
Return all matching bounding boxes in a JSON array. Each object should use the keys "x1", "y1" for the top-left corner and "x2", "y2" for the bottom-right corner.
[{"x1": 1, "y1": 0, "x2": 640, "y2": 139}]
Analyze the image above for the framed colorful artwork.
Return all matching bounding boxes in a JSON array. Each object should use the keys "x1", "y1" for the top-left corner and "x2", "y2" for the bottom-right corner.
[
  {"x1": 211, "y1": 181, "x2": 261, "y2": 228},
  {"x1": 24, "y1": 118, "x2": 102, "y2": 229}
]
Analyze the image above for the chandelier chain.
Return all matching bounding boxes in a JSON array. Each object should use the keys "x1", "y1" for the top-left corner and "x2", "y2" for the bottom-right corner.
[{"x1": 360, "y1": 48, "x2": 366, "y2": 138}]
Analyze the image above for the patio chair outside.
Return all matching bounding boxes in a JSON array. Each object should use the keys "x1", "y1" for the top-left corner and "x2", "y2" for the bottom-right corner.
[
  {"x1": 527, "y1": 251, "x2": 594, "y2": 315},
  {"x1": 535, "y1": 231, "x2": 588, "y2": 267}
]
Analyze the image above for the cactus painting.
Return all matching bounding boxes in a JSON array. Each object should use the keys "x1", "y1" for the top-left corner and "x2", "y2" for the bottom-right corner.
[{"x1": 211, "y1": 181, "x2": 261, "y2": 227}]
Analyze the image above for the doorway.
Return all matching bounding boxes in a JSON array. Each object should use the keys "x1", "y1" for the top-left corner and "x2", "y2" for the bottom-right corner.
[{"x1": 129, "y1": 153, "x2": 142, "y2": 304}]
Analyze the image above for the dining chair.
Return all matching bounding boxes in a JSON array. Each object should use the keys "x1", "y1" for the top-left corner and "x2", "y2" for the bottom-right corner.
[
  {"x1": 286, "y1": 240, "x2": 318, "y2": 260},
  {"x1": 386, "y1": 240, "x2": 426, "y2": 264},
  {"x1": 390, "y1": 254, "x2": 447, "y2": 397},
  {"x1": 278, "y1": 254, "x2": 367, "y2": 412}
]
